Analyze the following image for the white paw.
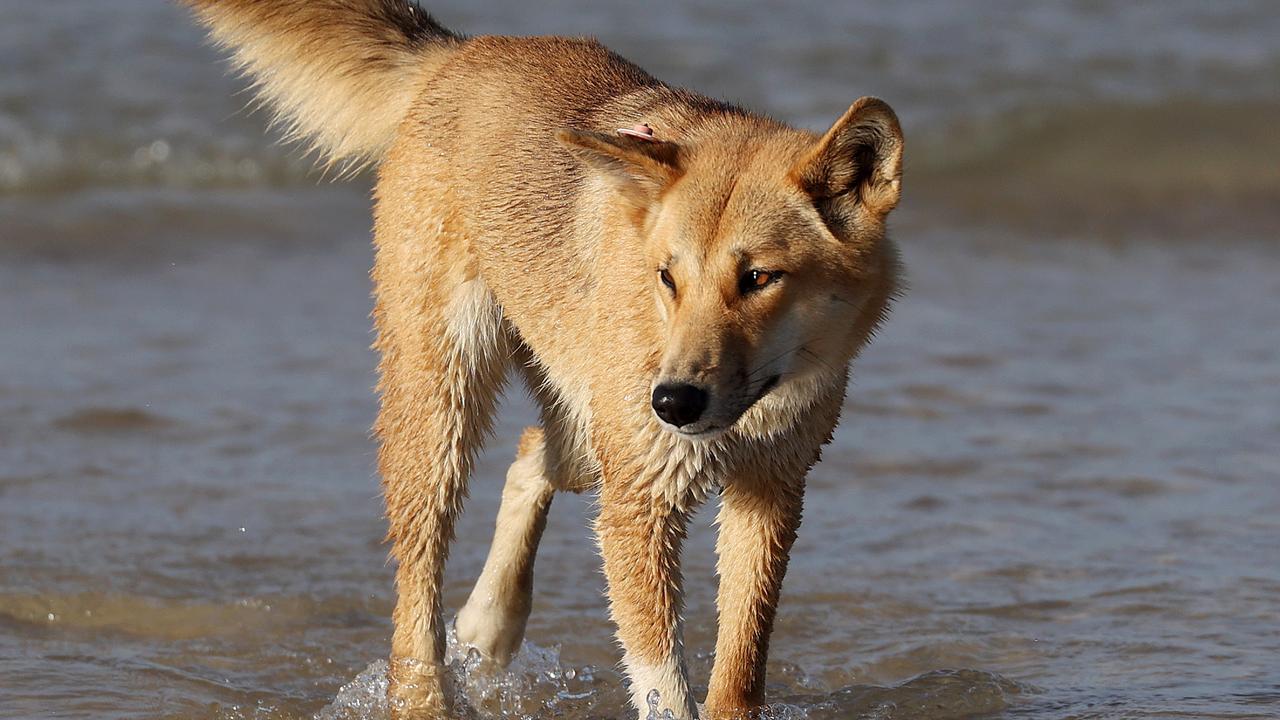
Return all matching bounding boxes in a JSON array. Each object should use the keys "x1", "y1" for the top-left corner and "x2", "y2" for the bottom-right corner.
[{"x1": 454, "y1": 600, "x2": 528, "y2": 667}]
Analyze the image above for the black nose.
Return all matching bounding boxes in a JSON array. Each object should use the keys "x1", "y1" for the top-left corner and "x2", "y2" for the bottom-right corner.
[{"x1": 651, "y1": 383, "x2": 709, "y2": 428}]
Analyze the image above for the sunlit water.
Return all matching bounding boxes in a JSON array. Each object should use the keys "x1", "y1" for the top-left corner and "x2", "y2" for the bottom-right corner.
[{"x1": 2, "y1": 1, "x2": 1278, "y2": 719}]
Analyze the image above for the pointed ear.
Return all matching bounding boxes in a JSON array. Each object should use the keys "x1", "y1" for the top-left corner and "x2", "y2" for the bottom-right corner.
[
  {"x1": 557, "y1": 128, "x2": 684, "y2": 205},
  {"x1": 791, "y1": 97, "x2": 903, "y2": 218}
]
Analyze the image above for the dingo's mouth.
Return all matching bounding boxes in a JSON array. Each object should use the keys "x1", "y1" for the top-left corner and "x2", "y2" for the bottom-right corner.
[
  {"x1": 676, "y1": 426, "x2": 727, "y2": 440},
  {"x1": 753, "y1": 374, "x2": 781, "y2": 404},
  {"x1": 668, "y1": 374, "x2": 781, "y2": 439}
]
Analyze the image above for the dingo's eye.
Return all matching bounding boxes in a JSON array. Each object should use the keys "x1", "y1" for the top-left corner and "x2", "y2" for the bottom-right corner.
[
  {"x1": 739, "y1": 269, "x2": 781, "y2": 295},
  {"x1": 659, "y1": 268, "x2": 676, "y2": 293}
]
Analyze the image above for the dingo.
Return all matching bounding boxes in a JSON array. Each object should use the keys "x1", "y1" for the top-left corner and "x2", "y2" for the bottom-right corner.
[{"x1": 185, "y1": 2, "x2": 903, "y2": 717}]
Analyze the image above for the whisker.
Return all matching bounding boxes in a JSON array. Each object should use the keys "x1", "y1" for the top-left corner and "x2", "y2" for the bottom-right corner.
[
  {"x1": 798, "y1": 347, "x2": 841, "y2": 375},
  {"x1": 745, "y1": 340, "x2": 813, "y2": 382}
]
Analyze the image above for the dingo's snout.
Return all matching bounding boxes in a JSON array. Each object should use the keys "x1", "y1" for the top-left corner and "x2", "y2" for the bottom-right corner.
[{"x1": 651, "y1": 382, "x2": 709, "y2": 428}]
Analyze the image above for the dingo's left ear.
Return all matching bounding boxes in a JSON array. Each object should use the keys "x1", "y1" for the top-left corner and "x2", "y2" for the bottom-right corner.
[
  {"x1": 557, "y1": 128, "x2": 684, "y2": 206},
  {"x1": 791, "y1": 97, "x2": 903, "y2": 218}
]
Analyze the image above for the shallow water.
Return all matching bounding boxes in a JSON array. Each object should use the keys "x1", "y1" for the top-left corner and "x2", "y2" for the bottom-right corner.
[{"x1": 2, "y1": 2, "x2": 1279, "y2": 719}]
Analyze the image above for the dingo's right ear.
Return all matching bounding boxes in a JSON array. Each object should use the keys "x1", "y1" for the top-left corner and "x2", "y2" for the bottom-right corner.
[
  {"x1": 791, "y1": 97, "x2": 904, "y2": 219},
  {"x1": 558, "y1": 128, "x2": 684, "y2": 206}
]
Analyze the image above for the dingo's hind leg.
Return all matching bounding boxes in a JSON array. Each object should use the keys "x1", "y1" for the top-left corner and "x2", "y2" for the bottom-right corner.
[
  {"x1": 456, "y1": 426, "x2": 556, "y2": 665},
  {"x1": 374, "y1": 198, "x2": 511, "y2": 715},
  {"x1": 457, "y1": 363, "x2": 600, "y2": 666}
]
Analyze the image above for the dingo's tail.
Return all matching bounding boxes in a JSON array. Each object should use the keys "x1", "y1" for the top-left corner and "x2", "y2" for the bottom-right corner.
[{"x1": 184, "y1": 0, "x2": 461, "y2": 167}]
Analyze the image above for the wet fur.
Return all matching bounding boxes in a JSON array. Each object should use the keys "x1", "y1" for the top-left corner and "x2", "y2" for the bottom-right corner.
[{"x1": 183, "y1": 2, "x2": 904, "y2": 718}]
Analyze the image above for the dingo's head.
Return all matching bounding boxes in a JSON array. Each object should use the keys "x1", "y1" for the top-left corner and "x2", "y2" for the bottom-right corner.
[{"x1": 561, "y1": 98, "x2": 902, "y2": 438}]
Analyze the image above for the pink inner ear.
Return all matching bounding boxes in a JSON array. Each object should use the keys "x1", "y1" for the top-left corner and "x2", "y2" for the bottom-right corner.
[{"x1": 617, "y1": 123, "x2": 657, "y2": 142}]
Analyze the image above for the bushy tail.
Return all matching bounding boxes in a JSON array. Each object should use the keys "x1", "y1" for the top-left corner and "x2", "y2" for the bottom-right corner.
[{"x1": 184, "y1": 0, "x2": 461, "y2": 167}]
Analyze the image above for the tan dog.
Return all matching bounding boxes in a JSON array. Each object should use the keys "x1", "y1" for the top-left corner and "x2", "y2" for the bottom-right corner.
[{"x1": 184, "y1": 2, "x2": 903, "y2": 718}]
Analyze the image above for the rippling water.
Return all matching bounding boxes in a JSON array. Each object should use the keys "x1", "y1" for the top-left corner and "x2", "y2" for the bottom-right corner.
[{"x1": 2, "y1": 2, "x2": 1278, "y2": 719}]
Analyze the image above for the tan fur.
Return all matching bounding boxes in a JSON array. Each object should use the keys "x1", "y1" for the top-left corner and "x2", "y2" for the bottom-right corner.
[
  {"x1": 185, "y1": 0, "x2": 461, "y2": 167},
  {"x1": 184, "y1": 3, "x2": 904, "y2": 718}
]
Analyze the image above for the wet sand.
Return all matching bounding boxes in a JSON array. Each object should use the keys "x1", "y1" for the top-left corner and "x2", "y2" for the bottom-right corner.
[{"x1": 3, "y1": 1, "x2": 1279, "y2": 718}]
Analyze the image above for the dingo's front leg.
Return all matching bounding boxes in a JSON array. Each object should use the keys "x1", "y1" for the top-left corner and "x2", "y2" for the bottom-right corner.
[
  {"x1": 597, "y1": 465, "x2": 699, "y2": 720},
  {"x1": 703, "y1": 472, "x2": 805, "y2": 719}
]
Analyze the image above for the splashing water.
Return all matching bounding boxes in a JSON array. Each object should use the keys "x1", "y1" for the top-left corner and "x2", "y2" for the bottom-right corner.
[
  {"x1": 315, "y1": 622, "x2": 618, "y2": 720},
  {"x1": 315, "y1": 661, "x2": 390, "y2": 720},
  {"x1": 644, "y1": 689, "x2": 674, "y2": 720},
  {"x1": 314, "y1": 622, "x2": 1023, "y2": 720}
]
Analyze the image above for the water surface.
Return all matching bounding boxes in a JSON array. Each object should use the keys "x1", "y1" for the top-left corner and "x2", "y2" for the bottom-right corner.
[{"x1": 2, "y1": 2, "x2": 1278, "y2": 718}]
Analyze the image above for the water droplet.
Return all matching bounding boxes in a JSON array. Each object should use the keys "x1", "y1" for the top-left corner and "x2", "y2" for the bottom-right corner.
[
  {"x1": 646, "y1": 688, "x2": 662, "y2": 720},
  {"x1": 149, "y1": 140, "x2": 170, "y2": 162}
]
